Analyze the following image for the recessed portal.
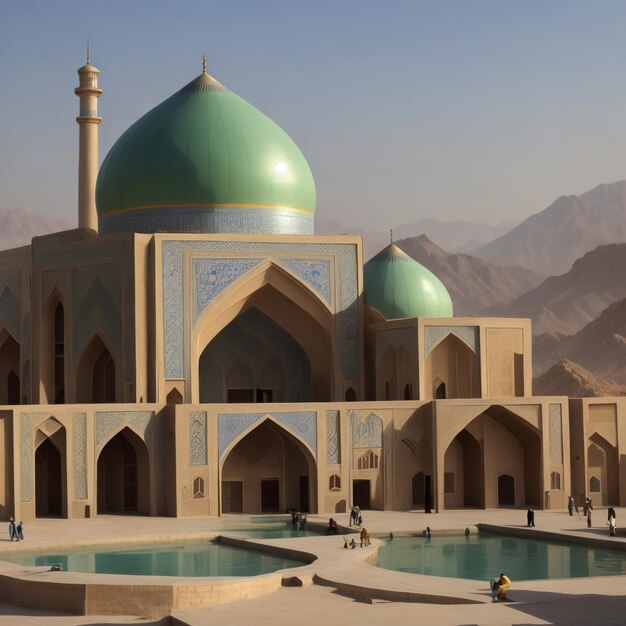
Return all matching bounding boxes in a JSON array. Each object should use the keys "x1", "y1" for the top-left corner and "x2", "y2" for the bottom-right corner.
[{"x1": 35, "y1": 439, "x2": 62, "y2": 517}]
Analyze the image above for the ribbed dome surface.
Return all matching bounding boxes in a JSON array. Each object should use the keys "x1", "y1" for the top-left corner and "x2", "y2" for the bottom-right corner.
[
  {"x1": 364, "y1": 243, "x2": 453, "y2": 319},
  {"x1": 96, "y1": 72, "x2": 316, "y2": 235}
]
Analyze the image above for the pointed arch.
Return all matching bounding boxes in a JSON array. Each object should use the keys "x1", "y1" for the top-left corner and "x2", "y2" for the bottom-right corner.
[
  {"x1": 587, "y1": 432, "x2": 618, "y2": 505},
  {"x1": 76, "y1": 332, "x2": 117, "y2": 403},
  {"x1": 381, "y1": 346, "x2": 397, "y2": 400},
  {"x1": 425, "y1": 333, "x2": 480, "y2": 400},
  {"x1": 220, "y1": 417, "x2": 317, "y2": 514},
  {"x1": 0, "y1": 331, "x2": 20, "y2": 404},
  {"x1": 96, "y1": 426, "x2": 150, "y2": 514},
  {"x1": 40, "y1": 289, "x2": 66, "y2": 404},
  {"x1": 192, "y1": 261, "x2": 333, "y2": 403},
  {"x1": 34, "y1": 417, "x2": 67, "y2": 518}
]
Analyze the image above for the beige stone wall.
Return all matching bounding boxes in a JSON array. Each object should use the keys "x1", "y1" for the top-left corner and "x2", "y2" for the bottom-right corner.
[{"x1": 569, "y1": 397, "x2": 626, "y2": 507}]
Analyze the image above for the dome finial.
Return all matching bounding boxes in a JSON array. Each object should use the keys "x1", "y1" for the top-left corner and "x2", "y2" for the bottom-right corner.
[
  {"x1": 87, "y1": 43, "x2": 90, "y2": 65},
  {"x1": 202, "y1": 54, "x2": 206, "y2": 74},
  {"x1": 390, "y1": 228, "x2": 393, "y2": 244}
]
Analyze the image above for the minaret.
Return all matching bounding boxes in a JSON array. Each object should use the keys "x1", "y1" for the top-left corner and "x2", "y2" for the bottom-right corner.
[{"x1": 75, "y1": 45, "x2": 102, "y2": 231}]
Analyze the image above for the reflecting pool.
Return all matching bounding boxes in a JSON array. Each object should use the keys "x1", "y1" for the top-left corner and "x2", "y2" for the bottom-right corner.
[
  {"x1": 376, "y1": 532, "x2": 626, "y2": 580},
  {"x1": 3, "y1": 540, "x2": 305, "y2": 577}
]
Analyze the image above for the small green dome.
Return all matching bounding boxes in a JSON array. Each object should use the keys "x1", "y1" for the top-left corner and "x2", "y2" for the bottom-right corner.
[
  {"x1": 96, "y1": 71, "x2": 315, "y2": 235},
  {"x1": 364, "y1": 243, "x2": 453, "y2": 319}
]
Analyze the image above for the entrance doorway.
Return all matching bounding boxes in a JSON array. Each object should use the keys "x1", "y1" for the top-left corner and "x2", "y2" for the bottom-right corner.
[
  {"x1": 261, "y1": 479, "x2": 279, "y2": 512},
  {"x1": 498, "y1": 474, "x2": 515, "y2": 506},
  {"x1": 35, "y1": 439, "x2": 62, "y2": 517},
  {"x1": 97, "y1": 428, "x2": 149, "y2": 514},
  {"x1": 222, "y1": 481, "x2": 243, "y2": 513},
  {"x1": 353, "y1": 479, "x2": 371, "y2": 509},
  {"x1": 299, "y1": 475, "x2": 309, "y2": 512}
]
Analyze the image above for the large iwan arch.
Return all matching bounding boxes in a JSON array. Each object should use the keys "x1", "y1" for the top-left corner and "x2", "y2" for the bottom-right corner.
[
  {"x1": 192, "y1": 262, "x2": 333, "y2": 403},
  {"x1": 439, "y1": 405, "x2": 541, "y2": 510}
]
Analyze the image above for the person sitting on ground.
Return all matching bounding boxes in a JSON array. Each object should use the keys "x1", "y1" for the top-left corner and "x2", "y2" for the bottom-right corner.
[
  {"x1": 490, "y1": 573, "x2": 511, "y2": 601},
  {"x1": 327, "y1": 518, "x2": 338, "y2": 535},
  {"x1": 359, "y1": 527, "x2": 371, "y2": 547}
]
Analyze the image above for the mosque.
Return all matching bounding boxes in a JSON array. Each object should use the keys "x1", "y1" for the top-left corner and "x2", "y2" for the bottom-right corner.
[{"x1": 0, "y1": 54, "x2": 624, "y2": 522}]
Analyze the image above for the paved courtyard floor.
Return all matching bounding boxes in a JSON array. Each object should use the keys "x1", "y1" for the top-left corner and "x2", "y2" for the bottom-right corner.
[{"x1": 0, "y1": 507, "x2": 624, "y2": 625}]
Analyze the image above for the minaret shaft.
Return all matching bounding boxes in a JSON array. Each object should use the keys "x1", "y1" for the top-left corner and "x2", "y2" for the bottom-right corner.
[{"x1": 75, "y1": 57, "x2": 102, "y2": 232}]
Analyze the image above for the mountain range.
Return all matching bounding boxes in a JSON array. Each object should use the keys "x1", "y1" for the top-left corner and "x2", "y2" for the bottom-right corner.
[
  {"x1": 474, "y1": 181, "x2": 626, "y2": 275},
  {"x1": 0, "y1": 209, "x2": 71, "y2": 250}
]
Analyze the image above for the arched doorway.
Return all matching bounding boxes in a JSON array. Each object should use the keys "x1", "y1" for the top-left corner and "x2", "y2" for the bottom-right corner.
[
  {"x1": 220, "y1": 420, "x2": 316, "y2": 514},
  {"x1": 35, "y1": 438, "x2": 63, "y2": 517},
  {"x1": 0, "y1": 333, "x2": 20, "y2": 404},
  {"x1": 97, "y1": 428, "x2": 150, "y2": 514},
  {"x1": 498, "y1": 474, "x2": 515, "y2": 506},
  {"x1": 443, "y1": 429, "x2": 483, "y2": 508},
  {"x1": 77, "y1": 335, "x2": 116, "y2": 403}
]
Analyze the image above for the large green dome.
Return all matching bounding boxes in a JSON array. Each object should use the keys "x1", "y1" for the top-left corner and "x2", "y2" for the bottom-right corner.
[
  {"x1": 96, "y1": 71, "x2": 316, "y2": 235},
  {"x1": 364, "y1": 243, "x2": 453, "y2": 319}
]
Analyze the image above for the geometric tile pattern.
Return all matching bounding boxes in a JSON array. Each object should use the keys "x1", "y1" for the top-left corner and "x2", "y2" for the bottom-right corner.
[
  {"x1": 280, "y1": 258, "x2": 331, "y2": 304},
  {"x1": 95, "y1": 410, "x2": 154, "y2": 452},
  {"x1": 549, "y1": 403, "x2": 563, "y2": 466},
  {"x1": 193, "y1": 258, "x2": 263, "y2": 320},
  {"x1": 350, "y1": 409, "x2": 383, "y2": 449},
  {"x1": 424, "y1": 325, "x2": 479, "y2": 357},
  {"x1": 189, "y1": 411, "x2": 208, "y2": 465},
  {"x1": 73, "y1": 412, "x2": 88, "y2": 499},
  {"x1": 326, "y1": 410, "x2": 340, "y2": 464},
  {"x1": 218, "y1": 411, "x2": 317, "y2": 460},
  {"x1": 162, "y1": 239, "x2": 359, "y2": 379}
]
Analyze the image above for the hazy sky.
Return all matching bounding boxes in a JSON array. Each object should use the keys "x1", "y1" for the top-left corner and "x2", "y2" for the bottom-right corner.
[{"x1": 2, "y1": 0, "x2": 626, "y2": 229}]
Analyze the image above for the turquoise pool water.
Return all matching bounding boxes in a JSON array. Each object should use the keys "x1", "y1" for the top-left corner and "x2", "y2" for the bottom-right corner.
[
  {"x1": 3, "y1": 540, "x2": 305, "y2": 577},
  {"x1": 376, "y1": 533, "x2": 626, "y2": 581},
  {"x1": 234, "y1": 527, "x2": 320, "y2": 538}
]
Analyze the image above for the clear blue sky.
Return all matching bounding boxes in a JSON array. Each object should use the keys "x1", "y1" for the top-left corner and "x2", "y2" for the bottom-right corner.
[{"x1": 2, "y1": 0, "x2": 626, "y2": 229}]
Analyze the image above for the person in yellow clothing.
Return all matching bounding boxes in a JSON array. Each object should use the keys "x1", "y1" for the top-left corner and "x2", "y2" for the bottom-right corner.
[{"x1": 490, "y1": 573, "x2": 511, "y2": 602}]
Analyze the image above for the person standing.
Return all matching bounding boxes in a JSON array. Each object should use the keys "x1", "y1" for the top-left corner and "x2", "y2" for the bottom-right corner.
[
  {"x1": 8, "y1": 518, "x2": 16, "y2": 541},
  {"x1": 16, "y1": 521, "x2": 23, "y2": 541},
  {"x1": 527, "y1": 507, "x2": 535, "y2": 527},
  {"x1": 567, "y1": 496, "x2": 575, "y2": 516},
  {"x1": 608, "y1": 507, "x2": 616, "y2": 537}
]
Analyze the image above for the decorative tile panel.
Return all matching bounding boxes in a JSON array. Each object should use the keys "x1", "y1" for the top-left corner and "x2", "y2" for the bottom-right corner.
[
  {"x1": 218, "y1": 411, "x2": 317, "y2": 460},
  {"x1": 189, "y1": 411, "x2": 208, "y2": 465},
  {"x1": 280, "y1": 258, "x2": 331, "y2": 304},
  {"x1": 424, "y1": 326, "x2": 479, "y2": 357},
  {"x1": 73, "y1": 412, "x2": 87, "y2": 499},
  {"x1": 162, "y1": 240, "x2": 359, "y2": 379},
  {"x1": 193, "y1": 258, "x2": 263, "y2": 320},
  {"x1": 549, "y1": 404, "x2": 563, "y2": 466},
  {"x1": 326, "y1": 410, "x2": 340, "y2": 464},
  {"x1": 95, "y1": 411, "x2": 154, "y2": 451},
  {"x1": 350, "y1": 410, "x2": 383, "y2": 449},
  {"x1": 20, "y1": 414, "x2": 36, "y2": 502}
]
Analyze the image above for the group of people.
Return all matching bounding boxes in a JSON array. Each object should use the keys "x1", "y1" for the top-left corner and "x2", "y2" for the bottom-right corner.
[
  {"x1": 567, "y1": 495, "x2": 617, "y2": 536},
  {"x1": 348, "y1": 505, "x2": 362, "y2": 527},
  {"x1": 342, "y1": 528, "x2": 370, "y2": 549},
  {"x1": 8, "y1": 518, "x2": 23, "y2": 541}
]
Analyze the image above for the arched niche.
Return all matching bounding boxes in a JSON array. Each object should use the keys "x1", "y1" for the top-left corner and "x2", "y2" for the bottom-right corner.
[
  {"x1": 0, "y1": 331, "x2": 20, "y2": 404},
  {"x1": 220, "y1": 419, "x2": 317, "y2": 515},
  {"x1": 443, "y1": 429, "x2": 483, "y2": 508},
  {"x1": 199, "y1": 307, "x2": 312, "y2": 404},
  {"x1": 76, "y1": 334, "x2": 117, "y2": 403},
  {"x1": 97, "y1": 427, "x2": 150, "y2": 515},
  {"x1": 425, "y1": 334, "x2": 479, "y2": 400},
  {"x1": 588, "y1": 432, "x2": 618, "y2": 505},
  {"x1": 34, "y1": 418, "x2": 67, "y2": 518}
]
